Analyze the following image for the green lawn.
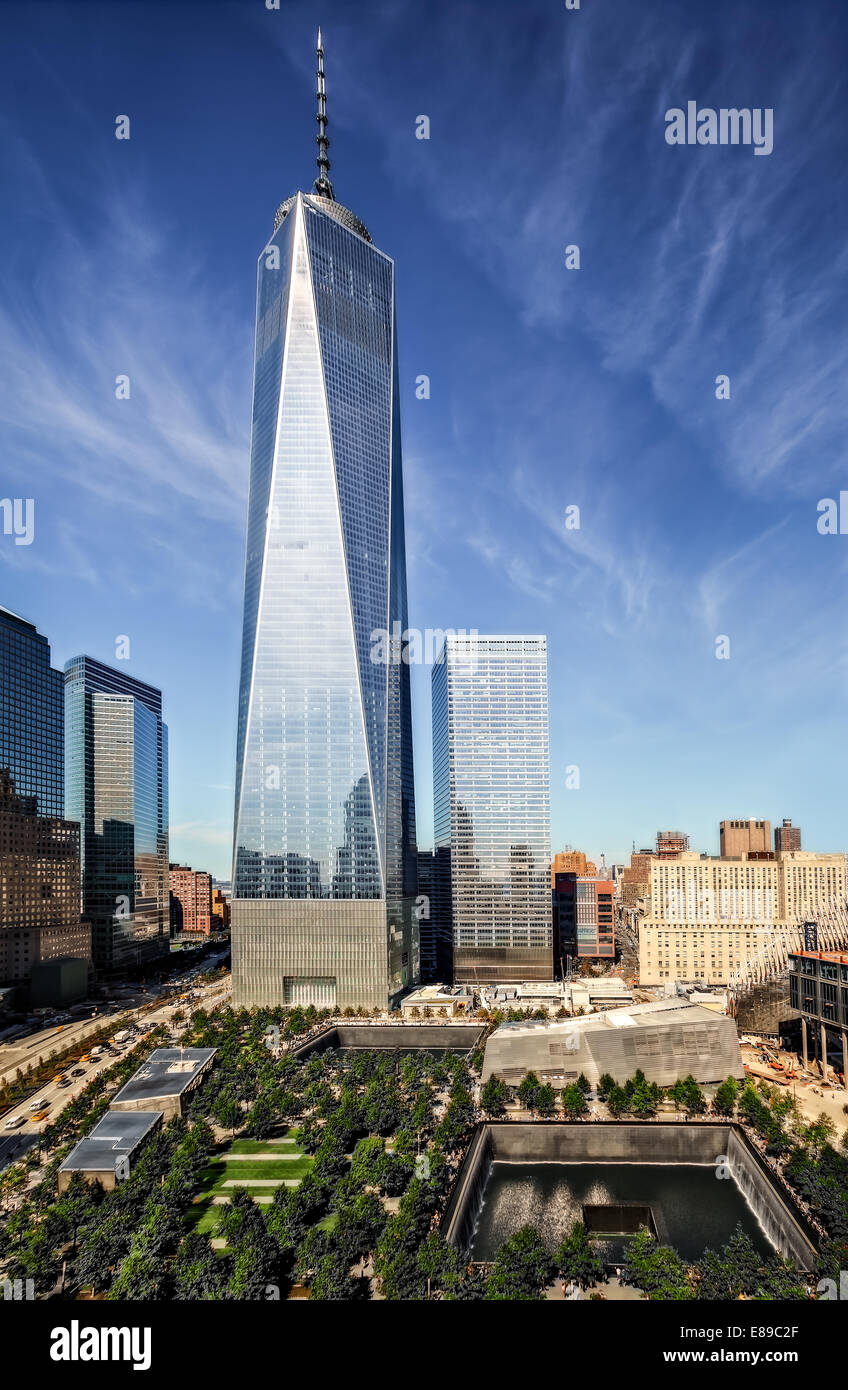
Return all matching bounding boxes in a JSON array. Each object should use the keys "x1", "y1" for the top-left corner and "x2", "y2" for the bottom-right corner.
[
  {"x1": 196, "y1": 1158, "x2": 313, "y2": 1186},
  {"x1": 188, "y1": 1130, "x2": 312, "y2": 1240},
  {"x1": 227, "y1": 1138, "x2": 300, "y2": 1154}
]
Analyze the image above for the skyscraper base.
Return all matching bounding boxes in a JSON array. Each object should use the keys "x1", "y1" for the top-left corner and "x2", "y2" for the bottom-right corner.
[
  {"x1": 231, "y1": 898, "x2": 395, "y2": 1010},
  {"x1": 453, "y1": 945, "x2": 554, "y2": 985}
]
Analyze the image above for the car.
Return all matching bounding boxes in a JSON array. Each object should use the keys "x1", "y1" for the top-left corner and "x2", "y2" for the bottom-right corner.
[
  {"x1": 4, "y1": 1115, "x2": 24, "y2": 1129},
  {"x1": 70, "y1": 1068, "x2": 86, "y2": 1077},
  {"x1": 31, "y1": 1109, "x2": 50, "y2": 1122},
  {"x1": 29, "y1": 1098, "x2": 47, "y2": 1110},
  {"x1": 57, "y1": 1078, "x2": 72, "y2": 1089}
]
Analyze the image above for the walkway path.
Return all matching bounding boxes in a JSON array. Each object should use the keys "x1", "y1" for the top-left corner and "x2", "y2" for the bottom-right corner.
[{"x1": 221, "y1": 1177, "x2": 290, "y2": 1187}]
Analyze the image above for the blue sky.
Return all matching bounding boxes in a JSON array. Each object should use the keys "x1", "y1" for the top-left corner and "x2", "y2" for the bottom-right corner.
[{"x1": 1, "y1": 0, "x2": 846, "y2": 879}]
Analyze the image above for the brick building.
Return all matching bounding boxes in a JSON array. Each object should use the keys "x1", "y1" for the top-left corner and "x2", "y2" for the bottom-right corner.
[
  {"x1": 550, "y1": 849, "x2": 597, "y2": 887},
  {"x1": 169, "y1": 863, "x2": 213, "y2": 935}
]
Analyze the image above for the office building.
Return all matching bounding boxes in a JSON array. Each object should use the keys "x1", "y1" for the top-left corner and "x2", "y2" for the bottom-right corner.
[
  {"x1": 656, "y1": 829, "x2": 689, "y2": 858},
  {"x1": 64, "y1": 656, "x2": 169, "y2": 971},
  {"x1": 0, "y1": 769, "x2": 90, "y2": 987},
  {"x1": 550, "y1": 849, "x2": 597, "y2": 886},
  {"x1": 0, "y1": 606, "x2": 64, "y2": 818},
  {"x1": 788, "y1": 949, "x2": 848, "y2": 1081},
  {"x1": 480, "y1": 998, "x2": 744, "y2": 1091},
  {"x1": 433, "y1": 633, "x2": 552, "y2": 984},
  {"x1": 639, "y1": 850, "x2": 847, "y2": 985},
  {"x1": 554, "y1": 872, "x2": 615, "y2": 961},
  {"x1": 619, "y1": 849, "x2": 655, "y2": 910},
  {"x1": 416, "y1": 847, "x2": 452, "y2": 983},
  {"x1": 775, "y1": 818, "x2": 802, "y2": 853},
  {"x1": 211, "y1": 886, "x2": 230, "y2": 932},
  {"x1": 720, "y1": 819, "x2": 771, "y2": 857},
  {"x1": 231, "y1": 34, "x2": 417, "y2": 1010},
  {"x1": 170, "y1": 863, "x2": 213, "y2": 935},
  {"x1": 30, "y1": 956, "x2": 90, "y2": 1008}
]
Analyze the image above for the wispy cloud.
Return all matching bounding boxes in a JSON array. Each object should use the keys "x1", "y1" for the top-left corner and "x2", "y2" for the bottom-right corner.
[{"x1": 0, "y1": 137, "x2": 250, "y2": 600}]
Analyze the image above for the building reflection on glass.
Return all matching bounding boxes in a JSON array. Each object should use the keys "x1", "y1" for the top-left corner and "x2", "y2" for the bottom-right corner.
[{"x1": 64, "y1": 657, "x2": 169, "y2": 971}]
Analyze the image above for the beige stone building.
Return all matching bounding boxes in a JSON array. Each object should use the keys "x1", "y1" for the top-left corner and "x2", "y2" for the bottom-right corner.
[
  {"x1": 719, "y1": 818, "x2": 772, "y2": 856},
  {"x1": 639, "y1": 850, "x2": 847, "y2": 985}
]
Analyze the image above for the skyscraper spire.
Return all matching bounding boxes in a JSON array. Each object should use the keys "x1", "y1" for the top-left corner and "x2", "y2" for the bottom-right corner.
[{"x1": 314, "y1": 27, "x2": 334, "y2": 200}]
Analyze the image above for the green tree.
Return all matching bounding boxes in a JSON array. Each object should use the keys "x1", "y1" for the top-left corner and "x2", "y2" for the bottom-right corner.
[
  {"x1": 713, "y1": 1076, "x2": 739, "y2": 1117},
  {"x1": 173, "y1": 1231, "x2": 230, "y2": 1300},
  {"x1": 334, "y1": 1190, "x2": 387, "y2": 1264},
  {"x1": 74, "y1": 1209, "x2": 134, "y2": 1293},
  {"x1": 561, "y1": 1083, "x2": 588, "y2": 1118},
  {"x1": 480, "y1": 1075, "x2": 509, "y2": 1117},
  {"x1": 517, "y1": 1071, "x2": 541, "y2": 1112},
  {"x1": 803, "y1": 1113, "x2": 836, "y2": 1156},
  {"x1": 535, "y1": 1083, "x2": 557, "y2": 1117},
  {"x1": 486, "y1": 1225, "x2": 556, "y2": 1301},
  {"x1": 674, "y1": 1075, "x2": 707, "y2": 1116},
  {"x1": 213, "y1": 1092, "x2": 241, "y2": 1137},
  {"x1": 606, "y1": 1085, "x2": 629, "y2": 1118},
  {"x1": 696, "y1": 1225, "x2": 807, "y2": 1301},
  {"x1": 221, "y1": 1191, "x2": 289, "y2": 1300},
  {"x1": 246, "y1": 1091, "x2": 277, "y2": 1139},
  {"x1": 623, "y1": 1228, "x2": 693, "y2": 1300},
  {"x1": 374, "y1": 1180, "x2": 434, "y2": 1299},
  {"x1": 350, "y1": 1135, "x2": 384, "y2": 1187},
  {"x1": 556, "y1": 1221, "x2": 603, "y2": 1288},
  {"x1": 629, "y1": 1080, "x2": 658, "y2": 1118}
]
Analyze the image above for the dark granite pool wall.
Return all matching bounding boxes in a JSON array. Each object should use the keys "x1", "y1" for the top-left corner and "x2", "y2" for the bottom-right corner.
[
  {"x1": 441, "y1": 1122, "x2": 818, "y2": 1269},
  {"x1": 442, "y1": 1125, "x2": 494, "y2": 1254},
  {"x1": 292, "y1": 1022, "x2": 484, "y2": 1059}
]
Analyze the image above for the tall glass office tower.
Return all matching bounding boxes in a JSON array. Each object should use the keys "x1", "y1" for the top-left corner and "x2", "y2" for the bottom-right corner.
[
  {"x1": 433, "y1": 635, "x2": 553, "y2": 983},
  {"x1": 64, "y1": 657, "x2": 169, "y2": 971},
  {"x1": 0, "y1": 605, "x2": 64, "y2": 817},
  {"x1": 231, "y1": 34, "x2": 417, "y2": 1009}
]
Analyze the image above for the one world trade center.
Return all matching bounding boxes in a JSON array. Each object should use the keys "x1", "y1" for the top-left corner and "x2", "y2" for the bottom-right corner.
[{"x1": 231, "y1": 33, "x2": 417, "y2": 1009}]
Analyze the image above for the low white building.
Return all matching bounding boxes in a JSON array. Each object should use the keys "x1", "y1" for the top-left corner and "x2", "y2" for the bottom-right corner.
[
  {"x1": 400, "y1": 985, "x2": 474, "y2": 1017},
  {"x1": 481, "y1": 978, "x2": 634, "y2": 1016}
]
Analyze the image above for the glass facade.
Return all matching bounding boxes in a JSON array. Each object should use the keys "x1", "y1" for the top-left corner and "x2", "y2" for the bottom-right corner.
[
  {"x1": 64, "y1": 657, "x2": 169, "y2": 971},
  {"x1": 232, "y1": 190, "x2": 416, "y2": 1009},
  {"x1": 432, "y1": 634, "x2": 553, "y2": 983},
  {"x1": 0, "y1": 605, "x2": 64, "y2": 817},
  {"x1": 789, "y1": 953, "x2": 848, "y2": 1027}
]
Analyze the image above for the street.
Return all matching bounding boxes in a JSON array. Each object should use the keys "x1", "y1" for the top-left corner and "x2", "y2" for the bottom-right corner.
[{"x1": 0, "y1": 958, "x2": 231, "y2": 1166}]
